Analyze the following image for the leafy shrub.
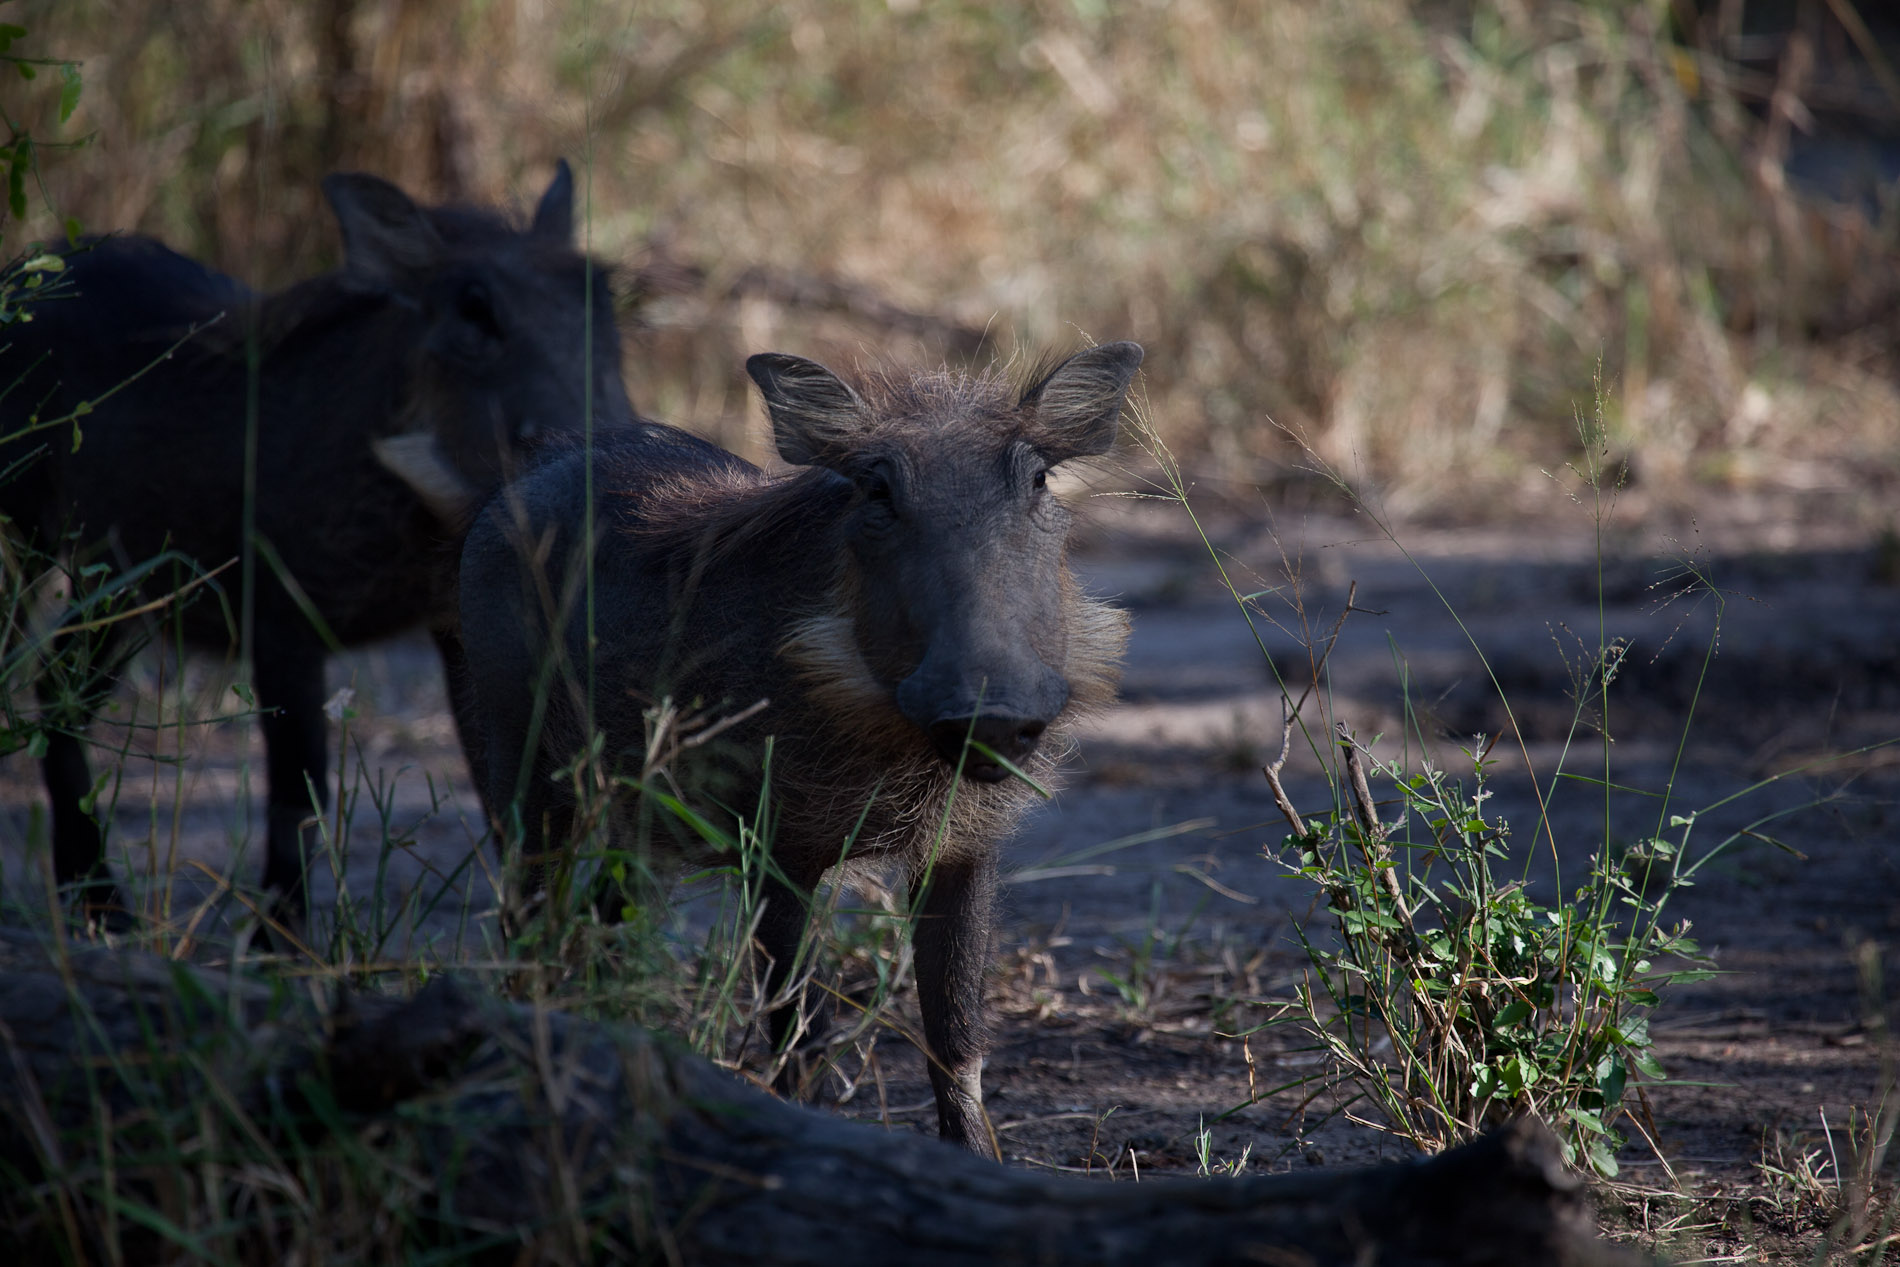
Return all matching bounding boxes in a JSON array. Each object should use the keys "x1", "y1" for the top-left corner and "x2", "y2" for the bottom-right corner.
[{"x1": 1269, "y1": 721, "x2": 1711, "y2": 1176}]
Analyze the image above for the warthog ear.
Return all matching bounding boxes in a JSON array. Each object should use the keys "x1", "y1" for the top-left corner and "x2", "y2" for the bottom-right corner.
[
  {"x1": 531, "y1": 159, "x2": 574, "y2": 242},
  {"x1": 747, "y1": 353, "x2": 867, "y2": 468},
  {"x1": 324, "y1": 172, "x2": 445, "y2": 292},
  {"x1": 1020, "y1": 341, "x2": 1144, "y2": 462}
]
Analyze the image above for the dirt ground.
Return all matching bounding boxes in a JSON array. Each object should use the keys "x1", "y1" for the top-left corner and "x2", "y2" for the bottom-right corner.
[{"x1": 4, "y1": 487, "x2": 1898, "y2": 1261}]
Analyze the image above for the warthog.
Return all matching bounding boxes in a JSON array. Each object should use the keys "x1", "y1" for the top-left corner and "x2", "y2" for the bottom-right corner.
[
  {"x1": 0, "y1": 161, "x2": 633, "y2": 926},
  {"x1": 449, "y1": 341, "x2": 1141, "y2": 1154}
]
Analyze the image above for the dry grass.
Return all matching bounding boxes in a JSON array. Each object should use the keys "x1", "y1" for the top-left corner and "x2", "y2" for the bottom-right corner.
[{"x1": 9, "y1": 0, "x2": 1899, "y2": 511}]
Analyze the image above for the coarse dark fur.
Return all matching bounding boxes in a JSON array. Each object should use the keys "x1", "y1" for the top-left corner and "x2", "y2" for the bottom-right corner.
[
  {"x1": 0, "y1": 161, "x2": 634, "y2": 927},
  {"x1": 453, "y1": 342, "x2": 1142, "y2": 1155}
]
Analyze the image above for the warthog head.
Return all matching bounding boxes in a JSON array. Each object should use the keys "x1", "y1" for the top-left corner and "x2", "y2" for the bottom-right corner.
[
  {"x1": 335, "y1": 161, "x2": 632, "y2": 514},
  {"x1": 750, "y1": 342, "x2": 1142, "y2": 782}
]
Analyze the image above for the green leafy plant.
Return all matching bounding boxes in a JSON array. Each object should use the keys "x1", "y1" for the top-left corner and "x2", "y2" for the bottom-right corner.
[
  {"x1": 0, "y1": 15, "x2": 81, "y2": 318},
  {"x1": 1264, "y1": 718, "x2": 1710, "y2": 1176},
  {"x1": 0, "y1": 15, "x2": 83, "y2": 235}
]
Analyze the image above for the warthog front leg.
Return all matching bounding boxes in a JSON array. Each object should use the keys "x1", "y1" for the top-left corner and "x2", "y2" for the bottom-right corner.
[
  {"x1": 756, "y1": 867, "x2": 826, "y2": 1087},
  {"x1": 911, "y1": 854, "x2": 999, "y2": 1158},
  {"x1": 43, "y1": 725, "x2": 132, "y2": 930},
  {"x1": 432, "y1": 627, "x2": 484, "y2": 792},
  {"x1": 254, "y1": 646, "x2": 328, "y2": 929}
]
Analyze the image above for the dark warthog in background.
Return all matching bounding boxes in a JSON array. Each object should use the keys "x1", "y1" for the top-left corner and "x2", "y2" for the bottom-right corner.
[
  {"x1": 0, "y1": 161, "x2": 633, "y2": 927},
  {"x1": 449, "y1": 342, "x2": 1141, "y2": 1155}
]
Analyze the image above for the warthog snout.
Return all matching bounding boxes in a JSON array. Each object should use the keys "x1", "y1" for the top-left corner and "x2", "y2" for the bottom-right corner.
[
  {"x1": 924, "y1": 714, "x2": 1050, "y2": 781},
  {"x1": 896, "y1": 646, "x2": 1071, "y2": 781}
]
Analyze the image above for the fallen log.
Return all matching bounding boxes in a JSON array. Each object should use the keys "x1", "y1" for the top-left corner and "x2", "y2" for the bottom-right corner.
[{"x1": 0, "y1": 927, "x2": 1650, "y2": 1266}]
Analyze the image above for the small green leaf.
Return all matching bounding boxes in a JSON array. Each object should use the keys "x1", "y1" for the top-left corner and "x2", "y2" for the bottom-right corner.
[
  {"x1": 26, "y1": 730, "x2": 48, "y2": 759},
  {"x1": 78, "y1": 771, "x2": 109, "y2": 816},
  {"x1": 1597, "y1": 1053, "x2": 1627, "y2": 1105},
  {"x1": 1566, "y1": 1106, "x2": 1608, "y2": 1136},
  {"x1": 58, "y1": 63, "x2": 81, "y2": 124},
  {"x1": 15, "y1": 60, "x2": 34, "y2": 81},
  {"x1": 232, "y1": 682, "x2": 256, "y2": 707}
]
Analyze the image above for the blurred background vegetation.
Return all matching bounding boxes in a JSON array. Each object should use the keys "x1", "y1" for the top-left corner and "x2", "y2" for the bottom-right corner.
[{"x1": 7, "y1": 0, "x2": 1900, "y2": 521}]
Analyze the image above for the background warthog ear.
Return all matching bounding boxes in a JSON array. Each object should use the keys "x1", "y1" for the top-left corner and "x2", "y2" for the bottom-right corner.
[
  {"x1": 747, "y1": 353, "x2": 867, "y2": 468},
  {"x1": 531, "y1": 159, "x2": 574, "y2": 242},
  {"x1": 323, "y1": 172, "x2": 445, "y2": 291},
  {"x1": 1019, "y1": 341, "x2": 1144, "y2": 462}
]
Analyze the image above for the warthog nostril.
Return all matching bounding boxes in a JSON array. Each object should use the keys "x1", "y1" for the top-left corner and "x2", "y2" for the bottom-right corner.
[{"x1": 927, "y1": 715, "x2": 1048, "y2": 782}]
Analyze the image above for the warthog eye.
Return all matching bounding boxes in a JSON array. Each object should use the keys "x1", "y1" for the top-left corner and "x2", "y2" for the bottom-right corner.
[
  {"x1": 854, "y1": 463, "x2": 899, "y2": 532},
  {"x1": 1033, "y1": 468, "x2": 1048, "y2": 490}
]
